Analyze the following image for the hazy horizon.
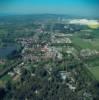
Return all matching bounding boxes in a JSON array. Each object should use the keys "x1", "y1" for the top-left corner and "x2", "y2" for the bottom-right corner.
[{"x1": 0, "y1": 0, "x2": 99, "y2": 17}]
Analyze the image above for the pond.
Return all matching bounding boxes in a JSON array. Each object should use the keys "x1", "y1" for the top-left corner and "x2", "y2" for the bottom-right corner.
[{"x1": 0, "y1": 44, "x2": 18, "y2": 58}]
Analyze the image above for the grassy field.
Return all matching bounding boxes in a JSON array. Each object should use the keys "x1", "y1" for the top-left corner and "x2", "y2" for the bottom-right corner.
[
  {"x1": 87, "y1": 57, "x2": 99, "y2": 81},
  {"x1": 91, "y1": 39, "x2": 99, "y2": 50},
  {"x1": 0, "y1": 74, "x2": 11, "y2": 86},
  {"x1": 86, "y1": 57, "x2": 99, "y2": 67},
  {"x1": 72, "y1": 31, "x2": 99, "y2": 81},
  {"x1": 0, "y1": 74, "x2": 11, "y2": 83},
  {"x1": 88, "y1": 66, "x2": 99, "y2": 81},
  {"x1": 0, "y1": 64, "x2": 5, "y2": 71},
  {"x1": 71, "y1": 29, "x2": 99, "y2": 50},
  {"x1": 72, "y1": 35, "x2": 99, "y2": 50}
]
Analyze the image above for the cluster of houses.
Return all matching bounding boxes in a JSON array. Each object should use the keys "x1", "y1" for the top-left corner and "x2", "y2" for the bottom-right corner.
[
  {"x1": 0, "y1": 59, "x2": 5, "y2": 64},
  {"x1": 51, "y1": 33, "x2": 72, "y2": 44},
  {"x1": 80, "y1": 49, "x2": 99, "y2": 58},
  {"x1": 8, "y1": 62, "x2": 24, "y2": 81},
  {"x1": 22, "y1": 43, "x2": 63, "y2": 62},
  {"x1": 60, "y1": 71, "x2": 76, "y2": 92}
]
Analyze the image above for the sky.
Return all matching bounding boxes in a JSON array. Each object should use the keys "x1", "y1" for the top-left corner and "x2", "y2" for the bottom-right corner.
[{"x1": 0, "y1": 0, "x2": 99, "y2": 17}]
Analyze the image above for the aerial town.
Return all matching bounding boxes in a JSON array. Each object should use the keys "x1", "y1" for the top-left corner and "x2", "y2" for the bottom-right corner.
[{"x1": 0, "y1": 15, "x2": 99, "y2": 100}]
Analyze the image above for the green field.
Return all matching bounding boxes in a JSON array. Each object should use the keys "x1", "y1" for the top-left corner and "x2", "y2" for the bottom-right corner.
[
  {"x1": 86, "y1": 57, "x2": 99, "y2": 81},
  {"x1": 72, "y1": 36, "x2": 99, "y2": 50},
  {"x1": 0, "y1": 74, "x2": 11, "y2": 82},
  {"x1": 72, "y1": 32, "x2": 99, "y2": 81},
  {"x1": 88, "y1": 66, "x2": 99, "y2": 81},
  {"x1": 71, "y1": 29, "x2": 99, "y2": 50}
]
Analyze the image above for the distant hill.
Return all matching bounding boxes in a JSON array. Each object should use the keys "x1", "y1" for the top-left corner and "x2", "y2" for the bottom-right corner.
[{"x1": 0, "y1": 14, "x2": 98, "y2": 21}]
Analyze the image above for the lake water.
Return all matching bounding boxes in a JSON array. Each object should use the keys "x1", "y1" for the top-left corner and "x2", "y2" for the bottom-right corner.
[{"x1": 0, "y1": 44, "x2": 18, "y2": 58}]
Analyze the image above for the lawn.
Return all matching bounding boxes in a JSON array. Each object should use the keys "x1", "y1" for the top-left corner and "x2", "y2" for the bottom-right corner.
[{"x1": 88, "y1": 66, "x2": 99, "y2": 81}]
